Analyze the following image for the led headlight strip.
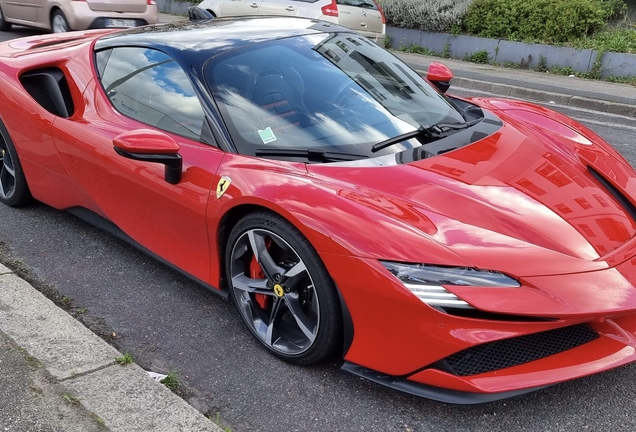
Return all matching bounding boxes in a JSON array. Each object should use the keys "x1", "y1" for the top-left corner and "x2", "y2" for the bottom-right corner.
[{"x1": 381, "y1": 261, "x2": 520, "y2": 310}]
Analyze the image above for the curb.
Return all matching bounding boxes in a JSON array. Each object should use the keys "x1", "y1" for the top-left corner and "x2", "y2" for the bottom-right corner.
[
  {"x1": 0, "y1": 263, "x2": 222, "y2": 432},
  {"x1": 450, "y1": 77, "x2": 636, "y2": 118}
]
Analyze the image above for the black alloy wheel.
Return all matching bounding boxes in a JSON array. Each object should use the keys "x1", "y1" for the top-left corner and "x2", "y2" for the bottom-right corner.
[
  {"x1": 0, "y1": 121, "x2": 32, "y2": 207},
  {"x1": 226, "y1": 211, "x2": 342, "y2": 365}
]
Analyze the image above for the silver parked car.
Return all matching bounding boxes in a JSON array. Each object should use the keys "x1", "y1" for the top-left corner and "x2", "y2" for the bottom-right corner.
[
  {"x1": 197, "y1": 0, "x2": 386, "y2": 45},
  {"x1": 0, "y1": 0, "x2": 158, "y2": 33}
]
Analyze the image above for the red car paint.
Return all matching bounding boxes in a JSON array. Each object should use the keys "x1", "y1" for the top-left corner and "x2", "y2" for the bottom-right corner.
[{"x1": 3, "y1": 28, "x2": 636, "y2": 400}]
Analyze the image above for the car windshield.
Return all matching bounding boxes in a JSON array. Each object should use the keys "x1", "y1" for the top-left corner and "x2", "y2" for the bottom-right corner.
[{"x1": 204, "y1": 33, "x2": 466, "y2": 158}]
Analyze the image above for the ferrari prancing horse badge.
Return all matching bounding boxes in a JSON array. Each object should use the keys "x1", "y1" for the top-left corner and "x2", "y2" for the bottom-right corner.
[{"x1": 216, "y1": 176, "x2": 232, "y2": 199}]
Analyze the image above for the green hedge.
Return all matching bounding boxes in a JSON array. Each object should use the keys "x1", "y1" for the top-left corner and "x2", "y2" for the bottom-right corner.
[
  {"x1": 380, "y1": 0, "x2": 472, "y2": 33},
  {"x1": 463, "y1": 0, "x2": 626, "y2": 43}
]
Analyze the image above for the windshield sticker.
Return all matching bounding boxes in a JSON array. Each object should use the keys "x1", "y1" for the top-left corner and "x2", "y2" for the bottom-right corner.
[{"x1": 258, "y1": 127, "x2": 277, "y2": 144}]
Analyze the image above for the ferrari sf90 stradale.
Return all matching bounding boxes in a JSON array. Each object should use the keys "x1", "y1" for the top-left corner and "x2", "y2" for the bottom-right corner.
[{"x1": 2, "y1": 13, "x2": 636, "y2": 403}]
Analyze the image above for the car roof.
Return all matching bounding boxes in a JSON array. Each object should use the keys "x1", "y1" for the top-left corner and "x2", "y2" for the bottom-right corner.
[{"x1": 94, "y1": 16, "x2": 353, "y2": 67}]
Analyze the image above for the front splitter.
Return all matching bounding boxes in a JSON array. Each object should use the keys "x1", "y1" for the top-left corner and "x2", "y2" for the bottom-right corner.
[{"x1": 341, "y1": 362, "x2": 550, "y2": 404}]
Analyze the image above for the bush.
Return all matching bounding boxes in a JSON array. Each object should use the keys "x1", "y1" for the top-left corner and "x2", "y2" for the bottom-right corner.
[
  {"x1": 380, "y1": 0, "x2": 472, "y2": 33},
  {"x1": 463, "y1": 0, "x2": 627, "y2": 43}
]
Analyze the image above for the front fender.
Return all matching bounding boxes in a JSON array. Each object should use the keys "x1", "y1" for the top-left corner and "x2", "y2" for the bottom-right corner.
[{"x1": 206, "y1": 154, "x2": 471, "y2": 288}]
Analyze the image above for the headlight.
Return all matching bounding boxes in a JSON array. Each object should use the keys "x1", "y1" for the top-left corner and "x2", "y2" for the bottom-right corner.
[{"x1": 381, "y1": 261, "x2": 520, "y2": 309}]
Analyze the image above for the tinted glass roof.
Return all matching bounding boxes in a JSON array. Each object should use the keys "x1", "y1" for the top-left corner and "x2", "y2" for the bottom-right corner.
[{"x1": 94, "y1": 17, "x2": 351, "y2": 63}]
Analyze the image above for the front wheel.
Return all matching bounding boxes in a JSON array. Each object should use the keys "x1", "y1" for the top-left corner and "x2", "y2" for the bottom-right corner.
[
  {"x1": 51, "y1": 10, "x2": 70, "y2": 33},
  {"x1": 226, "y1": 211, "x2": 342, "y2": 365}
]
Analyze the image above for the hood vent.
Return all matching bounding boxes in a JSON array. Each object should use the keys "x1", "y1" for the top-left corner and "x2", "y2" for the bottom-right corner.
[{"x1": 588, "y1": 166, "x2": 636, "y2": 223}]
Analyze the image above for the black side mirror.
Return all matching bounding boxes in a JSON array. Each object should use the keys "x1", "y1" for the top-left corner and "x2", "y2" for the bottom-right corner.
[{"x1": 188, "y1": 6, "x2": 214, "y2": 21}]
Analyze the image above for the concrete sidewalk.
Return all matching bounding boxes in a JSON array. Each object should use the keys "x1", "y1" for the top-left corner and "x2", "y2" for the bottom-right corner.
[
  {"x1": 0, "y1": 13, "x2": 222, "y2": 432},
  {"x1": 0, "y1": 263, "x2": 222, "y2": 432}
]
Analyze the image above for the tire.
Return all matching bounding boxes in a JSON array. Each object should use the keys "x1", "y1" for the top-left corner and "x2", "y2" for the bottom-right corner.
[
  {"x1": 51, "y1": 10, "x2": 70, "y2": 33},
  {"x1": 0, "y1": 121, "x2": 32, "y2": 207},
  {"x1": 226, "y1": 211, "x2": 343, "y2": 365},
  {"x1": 0, "y1": 6, "x2": 12, "y2": 32}
]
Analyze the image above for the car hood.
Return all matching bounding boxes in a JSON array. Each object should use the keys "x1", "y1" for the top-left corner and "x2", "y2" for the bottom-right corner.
[{"x1": 307, "y1": 99, "x2": 636, "y2": 277}]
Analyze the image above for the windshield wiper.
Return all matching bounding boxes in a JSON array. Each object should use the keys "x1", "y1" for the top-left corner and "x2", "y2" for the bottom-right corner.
[
  {"x1": 371, "y1": 119, "x2": 481, "y2": 153},
  {"x1": 256, "y1": 148, "x2": 368, "y2": 162}
]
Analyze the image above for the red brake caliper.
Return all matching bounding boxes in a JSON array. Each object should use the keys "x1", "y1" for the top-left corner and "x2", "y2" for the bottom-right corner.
[{"x1": 251, "y1": 251, "x2": 272, "y2": 310}]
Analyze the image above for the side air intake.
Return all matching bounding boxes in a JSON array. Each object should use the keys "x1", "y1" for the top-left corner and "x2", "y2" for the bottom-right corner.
[{"x1": 19, "y1": 68, "x2": 74, "y2": 118}]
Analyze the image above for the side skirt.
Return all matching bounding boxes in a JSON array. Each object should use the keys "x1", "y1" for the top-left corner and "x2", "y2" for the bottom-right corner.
[{"x1": 67, "y1": 207, "x2": 229, "y2": 300}]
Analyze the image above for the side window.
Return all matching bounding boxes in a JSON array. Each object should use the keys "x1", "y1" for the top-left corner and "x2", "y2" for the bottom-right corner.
[{"x1": 97, "y1": 47, "x2": 205, "y2": 140}]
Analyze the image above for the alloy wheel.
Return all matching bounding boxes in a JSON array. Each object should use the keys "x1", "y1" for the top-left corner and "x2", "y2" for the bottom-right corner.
[
  {"x1": 0, "y1": 140, "x2": 16, "y2": 200},
  {"x1": 230, "y1": 228, "x2": 320, "y2": 356}
]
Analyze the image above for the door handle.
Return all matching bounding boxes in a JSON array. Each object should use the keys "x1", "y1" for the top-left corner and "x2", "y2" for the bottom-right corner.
[
  {"x1": 285, "y1": 6, "x2": 295, "y2": 10},
  {"x1": 250, "y1": 3, "x2": 258, "y2": 7}
]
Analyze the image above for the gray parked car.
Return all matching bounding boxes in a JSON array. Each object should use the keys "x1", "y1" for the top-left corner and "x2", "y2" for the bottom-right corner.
[
  {"x1": 0, "y1": 0, "x2": 158, "y2": 33},
  {"x1": 197, "y1": 0, "x2": 386, "y2": 45}
]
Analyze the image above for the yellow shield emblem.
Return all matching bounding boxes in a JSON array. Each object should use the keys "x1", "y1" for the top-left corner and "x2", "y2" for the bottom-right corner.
[{"x1": 216, "y1": 176, "x2": 232, "y2": 199}]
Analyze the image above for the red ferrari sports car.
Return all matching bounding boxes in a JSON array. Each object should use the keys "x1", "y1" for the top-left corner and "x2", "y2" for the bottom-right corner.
[{"x1": 2, "y1": 13, "x2": 636, "y2": 404}]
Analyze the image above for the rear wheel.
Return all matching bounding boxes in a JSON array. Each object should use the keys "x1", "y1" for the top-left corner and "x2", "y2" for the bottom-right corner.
[
  {"x1": 226, "y1": 211, "x2": 342, "y2": 365},
  {"x1": 51, "y1": 10, "x2": 70, "y2": 33},
  {"x1": 0, "y1": 121, "x2": 32, "y2": 207},
  {"x1": 0, "y1": 6, "x2": 12, "y2": 31}
]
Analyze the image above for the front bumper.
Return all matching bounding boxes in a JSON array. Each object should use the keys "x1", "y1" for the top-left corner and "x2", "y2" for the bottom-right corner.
[
  {"x1": 321, "y1": 253, "x2": 636, "y2": 401},
  {"x1": 358, "y1": 30, "x2": 386, "y2": 47},
  {"x1": 343, "y1": 316, "x2": 636, "y2": 402},
  {"x1": 342, "y1": 362, "x2": 550, "y2": 404}
]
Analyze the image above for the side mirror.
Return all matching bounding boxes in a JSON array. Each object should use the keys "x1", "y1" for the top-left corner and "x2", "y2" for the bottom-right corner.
[
  {"x1": 188, "y1": 6, "x2": 214, "y2": 21},
  {"x1": 426, "y1": 62, "x2": 453, "y2": 94},
  {"x1": 113, "y1": 129, "x2": 183, "y2": 185}
]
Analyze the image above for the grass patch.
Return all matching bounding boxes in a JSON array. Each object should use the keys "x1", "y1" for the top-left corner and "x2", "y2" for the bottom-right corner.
[
  {"x1": 93, "y1": 415, "x2": 106, "y2": 427},
  {"x1": 115, "y1": 352, "x2": 134, "y2": 365},
  {"x1": 399, "y1": 43, "x2": 436, "y2": 55},
  {"x1": 160, "y1": 370, "x2": 181, "y2": 392},
  {"x1": 24, "y1": 354, "x2": 42, "y2": 368},
  {"x1": 18, "y1": 347, "x2": 42, "y2": 368},
  {"x1": 208, "y1": 412, "x2": 233, "y2": 432},
  {"x1": 464, "y1": 49, "x2": 489, "y2": 63},
  {"x1": 62, "y1": 393, "x2": 80, "y2": 405}
]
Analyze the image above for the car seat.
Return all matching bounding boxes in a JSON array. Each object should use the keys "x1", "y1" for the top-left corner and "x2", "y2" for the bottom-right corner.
[{"x1": 251, "y1": 69, "x2": 308, "y2": 133}]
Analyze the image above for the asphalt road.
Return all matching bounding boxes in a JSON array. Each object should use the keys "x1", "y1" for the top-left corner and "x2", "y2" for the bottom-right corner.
[{"x1": 3, "y1": 27, "x2": 636, "y2": 432}]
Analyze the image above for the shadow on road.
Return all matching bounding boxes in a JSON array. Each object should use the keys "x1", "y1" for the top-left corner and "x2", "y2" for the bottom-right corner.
[{"x1": 0, "y1": 26, "x2": 47, "y2": 42}]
